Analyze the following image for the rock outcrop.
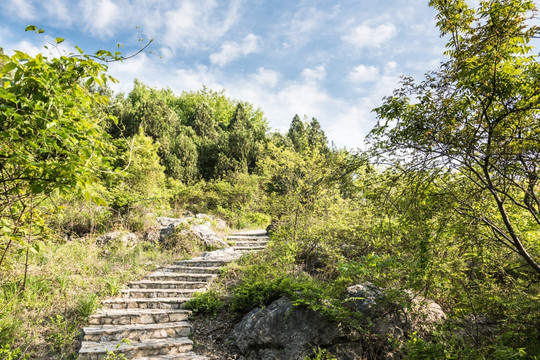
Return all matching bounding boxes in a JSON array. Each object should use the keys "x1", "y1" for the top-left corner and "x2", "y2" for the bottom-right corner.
[
  {"x1": 346, "y1": 282, "x2": 445, "y2": 341},
  {"x1": 153, "y1": 214, "x2": 227, "y2": 248},
  {"x1": 96, "y1": 231, "x2": 138, "y2": 246},
  {"x1": 229, "y1": 296, "x2": 343, "y2": 360},
  {"x1": 229, "y1": 282, "x2": 446, "y2": 360}
]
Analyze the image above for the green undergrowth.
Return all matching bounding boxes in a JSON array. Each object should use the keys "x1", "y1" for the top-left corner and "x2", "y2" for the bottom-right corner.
[
  {"x1": 186, "y1": 224, "x2": 540, "y2": 360},
  {"x1": 0, "y1": 237, "x2": 183, "y2": 359}
]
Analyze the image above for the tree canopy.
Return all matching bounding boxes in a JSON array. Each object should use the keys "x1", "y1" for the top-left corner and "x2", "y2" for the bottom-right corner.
[{"x1": 370, "y1": 0, "x2": 540, "y2": 275}]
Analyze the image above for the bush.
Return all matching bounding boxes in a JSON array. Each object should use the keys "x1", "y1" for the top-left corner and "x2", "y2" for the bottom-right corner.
[{"x1": 184, "y1": 290, "x2": 224, "y2": 316}]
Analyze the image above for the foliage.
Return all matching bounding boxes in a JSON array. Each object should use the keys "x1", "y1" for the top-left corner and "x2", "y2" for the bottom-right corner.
[
  {"x1": 0, "y1": 28, "x2": 117, "y2": 294},
  {"x1": 110, "y1": 83, "x2": 269, "y2": 183},
  {"x1": 104, "y1": 339, "x2": 130, "y2": 360},
  {"x1": 305, "y1": 347, "x2": 337, "y2": 360},
  {"x1": 184, "y1": 290, "x2": 224, "y2": 316},
  {"x1": 370, "y1": 0, "x2": 540, "y2": 275},
  {"x1": 105, "y1": 129, "x2": 167, "y2": 223},
  {"x1": 77, "y1": 293, "x2": 99, "y2": 319}
]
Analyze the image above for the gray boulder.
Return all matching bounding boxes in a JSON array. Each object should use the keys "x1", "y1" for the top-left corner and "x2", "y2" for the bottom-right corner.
[
  {"x1": 229, "y1": 296, "x2": 342, "y2": 360},
  {"x1": 153, "y1": 215, "x2": 227, "y2": 248},
  {"x1": 190, "y1": 224, "x2": 226, "y2": 248},
  {"x1": 229, "y1": 284, "x2": 446, "y2": 360},
  {"x1": 96, "y1": 231, "x2": 137, "y2": 246},
  {"x1": 346, "y1": 282, "x2": 445, "y2": 341},
  {"x1": 201, "y1": 247, "x2": 242, "y2": 262}
]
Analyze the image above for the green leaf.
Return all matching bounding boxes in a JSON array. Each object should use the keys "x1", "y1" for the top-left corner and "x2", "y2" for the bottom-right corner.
[
  {"x1": 25, "y1": 25, "x2": 37, "y2": 32},
  {"x1": 92, "y1": 196, "x2": 108, "y2": 207},
  {"x1": 74, "y1": 45, "x2": 84, "y2": 54},
  {"x1": 1, "y1": 62, "x2": 17, "y2": 73},
  {"x1": 55, "y1": 37, "x2": 64, "y2": 44}
]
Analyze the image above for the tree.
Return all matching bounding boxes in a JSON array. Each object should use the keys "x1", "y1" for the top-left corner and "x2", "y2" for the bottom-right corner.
[
  {"x1": 369, "y1": 0, "x2": 540, "y2": 275},
  {"x1": 0, "y1": 29, "x2": 117, "y2": 277},
  {"x1": 286, "y1": 115, "x2": 330, "y2": 154},
  {"x1": 216, "y1": 103, "x2": 267, "y2": 177},
  {"x1": 287, "y1": 114, "x2": 308, "y2": 152}
]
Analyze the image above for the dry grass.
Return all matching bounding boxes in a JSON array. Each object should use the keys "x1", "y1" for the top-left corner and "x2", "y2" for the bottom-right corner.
[{"x1": 0, "y1": 237, "x2": 184, "y2": 359}]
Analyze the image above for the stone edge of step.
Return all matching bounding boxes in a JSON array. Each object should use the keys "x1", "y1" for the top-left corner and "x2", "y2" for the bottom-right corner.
[{"x1": 79, "y1": 336, "x2": 193, "y2": 354}]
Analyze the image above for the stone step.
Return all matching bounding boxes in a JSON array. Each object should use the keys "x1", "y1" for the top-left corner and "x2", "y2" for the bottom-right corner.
[
  {"x1": 230, "y1": 229, "x2": 268, "y2": 237},
  {"x1": 78, "y1": 337, "x2": 193, "y2": 360},
  {"x1": 83, "y1": 321, "x2": 192, "y2": 342},
  {"x1": 158, "y1": 265, "x2": 221, "y2": 274},
  {"x1": 128, "y1": 280, "x2": 208, "y2": 290},
  {"x1": 89, "y1": 309, "x2": 191, "y2": 326},
  {"x1": 227, "y1": 235, "x2": 269, "y2": 241},
  {"x1": 146, "y1": 272, "x2": 217, "y2": 282},
  {"x1": 233, "y1": 246, "x2": 266, "y2": 251},
  {"x1": 121, "y1": 288, "x2": 200, "y2": 299},
  {"x1": 134, "y1": 352, "x2": 209, "y2": 360},
  {"x1": 174, "y1": 259, "x2": 228, "y2": 267},
  {"x1": 232, "y1": 240, "x2": 269, "y2": 246},
  {"x1": 102, "y1": 297, "x2": 190, "y2": 310}
]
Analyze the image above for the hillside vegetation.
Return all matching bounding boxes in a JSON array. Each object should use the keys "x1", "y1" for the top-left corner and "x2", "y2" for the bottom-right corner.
[{"x1": 1, "y1": 1, "x2": 539, "y2": 359}]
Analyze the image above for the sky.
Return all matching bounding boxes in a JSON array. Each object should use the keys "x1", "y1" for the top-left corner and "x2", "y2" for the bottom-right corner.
[{"x1": 0, "y1": 0, "x2": 455, "y2": 149}]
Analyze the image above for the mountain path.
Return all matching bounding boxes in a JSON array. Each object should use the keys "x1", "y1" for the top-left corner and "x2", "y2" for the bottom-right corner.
[{"x1": 78, "y1": 229, "x2": 269, "y2": 360}]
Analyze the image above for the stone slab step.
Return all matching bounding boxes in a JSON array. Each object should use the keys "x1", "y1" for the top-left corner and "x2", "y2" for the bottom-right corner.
[
  {"x1": 121, "y1": 288, "x2": 200, "y2": 299},
  {"x1": 158, "y1": 265, "x2": 221, "y2": 274},
  {"x1": 83, "y1": 321, "x2": 192, "y2": 342},
  {"x1": 102, "y1": 297, "x2": 190, "y2": 310},
  {"x1": 134, "y1": 352, "x2": 209, "y2": 360},
  {"x1": 78, "y1": 337, "x2": 193, "y2": 360},
  {"x1": 146, "y1": 272, "x2": 217, "y2": 282},
  {"x1": 89, "y1": 309, "x2": 191, "y2": 326},
  {"x1": 128, "y1": 280, "x2": 208, "y2": 290},
  {"x1": 233, "y1": 246, "x2": 266, "y2": 251},
  {"x1": 227, "y1": 235, "x2": 269, "y2": 241},
  {"x1": 174, "y1": 259, "x2": 228, "y2": 267},
  {"x1": 232, "y1": 240, "x2": 269, "y2": 246},
  {"x1": 230, "y1": 229, "x2": 267, "y2": 236}
]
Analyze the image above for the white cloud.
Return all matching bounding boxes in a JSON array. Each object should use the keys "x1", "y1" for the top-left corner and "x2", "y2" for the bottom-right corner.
[
  {"x1": 81, "y1": 0, "x2": 120, "y2": 38},
  {"x1": 282, "y1": 6, "x2": 340, "y2": 49},
  {"x1": 43, "y1": 0, "x2": 71, "y2": 25},
  {"x1": 222, "y1": 0, "x2": 242, "y2": 35},
  {"x1": 210, "y1": 33, "x2": 258, "y2": 67},
  {"x1": 301, "y1": 65, "x2": 326, "y2": 84},
  {"x1": 107, "y1": 53, "x2": 157, "y2": 92},
  {"x1": 342, "y1": 22, "x2": 396, "y2": 49},
  {"x1": 250, "y1": 67, "x2": 280, "y2": 88},
  {"x1": 162, "y1": 0, "x2": 240, "y2": 50},
  {"x1": 2, "y1": 0, "x2": 36, "y2": 20},
  {"x1": 348, "y1": 65, "x2": 379, "y2": 83},
  {"x1": 3, "y1": 40, "x2": 42, "y2": 56}
]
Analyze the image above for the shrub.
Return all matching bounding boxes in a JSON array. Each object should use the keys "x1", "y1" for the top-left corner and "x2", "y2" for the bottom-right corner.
[{"x1": 184, "y1": 290, "x2": 224, "y2": 316}]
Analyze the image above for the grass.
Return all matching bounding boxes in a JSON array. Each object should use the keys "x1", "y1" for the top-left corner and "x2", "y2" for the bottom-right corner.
[{"x1": 0, "y1": 237, "x2": 182, "y2": 359}]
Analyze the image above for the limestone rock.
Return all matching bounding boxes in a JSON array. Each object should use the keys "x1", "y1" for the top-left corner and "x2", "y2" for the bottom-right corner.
[
  {"x1": 96, "y1": 231, "x2": 137, "y2": 246},
  {"x1": 201, "y1": 247, "x2": 242, "y2": 262},
  {"x1": 346, "y1": 282, "x2": 385, "y2": 317},
  {"x1": 346, "y1": 282, "x2": 446, "y2": 341},
  {"x1": 229, "y1": 296, "x2": 341, "y2": 360},
  {"x1": 154, "y1": 215, "x2": 227, "y2": 248},
  {"x1": 190, "y1": 224, "x2": 226, "y2": 247}
]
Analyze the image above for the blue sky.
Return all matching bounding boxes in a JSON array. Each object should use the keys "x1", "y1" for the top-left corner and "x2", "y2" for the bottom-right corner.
[{"x1": 0, "y1": 0, "x2": 455, "y2": 149}]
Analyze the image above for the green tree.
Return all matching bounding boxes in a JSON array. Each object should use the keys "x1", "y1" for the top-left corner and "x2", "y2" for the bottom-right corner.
[
  {"x1": 287, "y1": 114, "x2": 308, "y2": 152},
  {"x1": 0, "y1": 29, "x2": 116, "y2": 276},
  {"x1": 286, "y1": 115, "x2": 330, "y2": 154},
  {"x1": 370, "y1": 0, "x2": 540, "y2": 275},
  {"x1": 216, "y1": 103, "x2": 267, "y2": 177}
]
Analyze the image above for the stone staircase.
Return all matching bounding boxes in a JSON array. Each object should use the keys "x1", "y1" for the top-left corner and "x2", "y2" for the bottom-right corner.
[{"x1": 78, "y1": 229, "x2": 269, "y2": 360}]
